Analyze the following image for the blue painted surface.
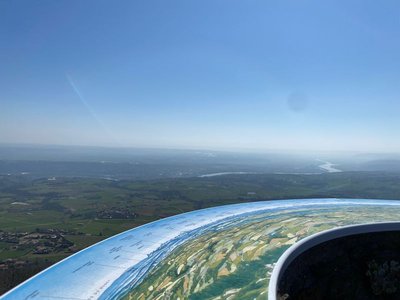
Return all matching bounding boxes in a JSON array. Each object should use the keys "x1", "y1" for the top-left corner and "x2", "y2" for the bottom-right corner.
[{"x1": 2, "y1": 198, "x2": 400, "y2": 300}]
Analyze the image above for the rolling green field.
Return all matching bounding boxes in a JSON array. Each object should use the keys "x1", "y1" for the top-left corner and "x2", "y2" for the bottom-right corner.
[{"x1": 1, "y1": 171, "x2": 400, "y2": 294}]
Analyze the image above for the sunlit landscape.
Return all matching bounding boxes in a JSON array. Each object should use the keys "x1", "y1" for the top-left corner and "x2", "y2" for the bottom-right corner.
[{"x1": 2, "y1": 1, "x2": 400, "y2": 299}]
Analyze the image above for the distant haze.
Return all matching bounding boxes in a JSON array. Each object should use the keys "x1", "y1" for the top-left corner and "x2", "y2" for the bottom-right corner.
[{"x1": 2, "y1": 1, "x2": 400, "y2": 152}]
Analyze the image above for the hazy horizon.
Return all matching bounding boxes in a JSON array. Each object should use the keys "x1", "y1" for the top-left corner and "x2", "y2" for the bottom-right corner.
[
  {"x1": 0, "y1": 142, "x2": 349, "y2": 162},
  {"x1": 2, "y1": 1, "x2": 400, "y2": 152}
]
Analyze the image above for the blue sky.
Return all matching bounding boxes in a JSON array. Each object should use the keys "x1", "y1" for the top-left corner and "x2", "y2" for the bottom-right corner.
[{"x1": 1, "y1": 0, "x2": 400, "y2": 152}]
